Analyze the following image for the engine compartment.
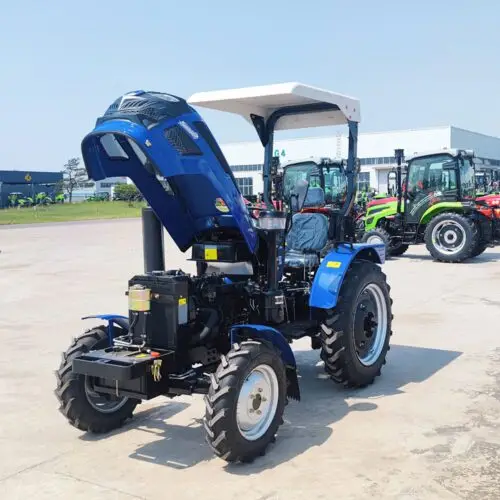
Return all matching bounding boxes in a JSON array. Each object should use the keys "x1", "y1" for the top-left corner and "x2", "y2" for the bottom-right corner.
[{"x1": 72, "y1": 269, "x2": 315, "y2": 400}]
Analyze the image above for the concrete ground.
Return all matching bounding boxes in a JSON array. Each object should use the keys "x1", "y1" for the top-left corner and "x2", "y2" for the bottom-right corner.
[{"x1": 1, "y1": 219, "x2": 500, "y2": 500}]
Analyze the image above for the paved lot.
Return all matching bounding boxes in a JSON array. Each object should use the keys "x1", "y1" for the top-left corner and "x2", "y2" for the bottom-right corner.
[{"x1": 1, "y1": 219, "x2": 500, "y2": 500}]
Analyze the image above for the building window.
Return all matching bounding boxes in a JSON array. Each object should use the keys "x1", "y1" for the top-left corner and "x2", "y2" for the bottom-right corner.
[
  {"x1": 357, "y1": 172, "x2": 370, "y2": 192},
  {"x1": 358, "y1": 156, "x2": 399, "y2": 166},
  {"x1": 236, "y1": 177, "x2": 253, "y2": 196},
  {"x1": 231, "y1": 164, "x2": 263, "y2": 172},
  {"x1": 477, "y1": 157, "x2": 500, "y2": 167}
]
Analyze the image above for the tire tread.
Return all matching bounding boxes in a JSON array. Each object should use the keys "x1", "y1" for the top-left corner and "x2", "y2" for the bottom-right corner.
[
  {"x1": 204, "y1": 341, "x2": 286, "y2": 463},
  {"x1": 319, "y1": 260, "x2": 393, "y2": 388}
]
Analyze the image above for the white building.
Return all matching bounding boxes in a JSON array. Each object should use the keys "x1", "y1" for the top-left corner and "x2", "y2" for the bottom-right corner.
[
  {"x1": 72, "y1": 176, "x2": 129, "y2": 202},
  {"x1": 221, "y1": 126, "x2": 500, "y2": 196}
]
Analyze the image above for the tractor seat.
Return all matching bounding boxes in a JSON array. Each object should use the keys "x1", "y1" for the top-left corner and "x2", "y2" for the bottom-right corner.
[{"x1": 284, "y1": 187, "x2": 329, "y2": 269}]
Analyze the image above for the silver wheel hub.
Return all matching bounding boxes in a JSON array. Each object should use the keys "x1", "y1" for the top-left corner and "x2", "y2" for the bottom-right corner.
[
  {"x1": 366, "y1": 235, "x2": 384, "y2": 245},
  {"x1": 444, "y1": 230, "x2": 458, "y2": 244},
  {"x1": 236, "y1": 364, "x2": 279, "y2": 441},
  {"x1": 431, "y1": 220, "x2": 466, "y2": 255},
  {"x1": 355, "y1": 283, "x2": 388, "y2": 366}
]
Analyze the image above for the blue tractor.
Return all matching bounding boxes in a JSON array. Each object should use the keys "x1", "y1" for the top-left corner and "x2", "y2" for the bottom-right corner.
[{"x1": 55, "y1": 83, "x2": 393, "y2": 463}]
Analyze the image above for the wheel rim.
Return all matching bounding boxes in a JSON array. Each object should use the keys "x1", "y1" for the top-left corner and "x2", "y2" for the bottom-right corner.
[
  {"x1": 366, "y1": 235, "x2": 384, "y2": 245},
  {"x1": 236, "y1": 364, "x2": 279, "y2": 441},
  {"x1": 431, "y1": 220, "x2": 467, "y2": 255},
  {"x1": 353, "y1": 283, "x2": 388, "y2": 366},
  {"x1": 84, "y1": 377, "x2": 129, "y2": 414}
]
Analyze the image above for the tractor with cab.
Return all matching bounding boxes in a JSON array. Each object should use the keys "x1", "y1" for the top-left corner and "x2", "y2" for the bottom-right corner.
[
  {"x1": 281, "y1": 157, "x2": 367, "y2": 241},
  {"x1": 281, "y1": 157, "x2": 347, "y2": 208},
  {"x1": 361, "y1": 148, "x2": 499, "y2": 261},
  {"x1": 54, "y1": 83, "x2": 393, "y2": 463}
]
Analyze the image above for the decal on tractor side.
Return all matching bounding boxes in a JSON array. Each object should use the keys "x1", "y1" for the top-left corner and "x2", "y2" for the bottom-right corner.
[{"x1": 214, "y1": 197, "x2": 230, "y2": 213}]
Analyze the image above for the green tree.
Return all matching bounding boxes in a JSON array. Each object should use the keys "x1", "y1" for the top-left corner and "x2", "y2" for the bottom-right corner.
[
  {"x1": 62, "y1": 158, "x2": 87, "y2": 203},
  {"x1": 113, "y1": 183, "x2": 142, "y2": 206}
]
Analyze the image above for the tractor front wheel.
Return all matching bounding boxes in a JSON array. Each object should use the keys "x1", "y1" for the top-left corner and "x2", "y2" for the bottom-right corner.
[
  {"x1": 362, "y1": 227, "x2": 408, "y2": 257},
  {"x1": 389, "y1": 242, "x2": 409, "y2": 256},
  {"x1": 204, "y1": 341, "x2": 287, "y2": 463},
  {"x1": 424, "y1": 212, "x2": 479, "y2": 262},
  {"x1": 319, "y1": 260, "x2": 393, "y2": 388},
  {"x1": 362, "y1": 227, "x2": 391, "y2": 248},
  {"x1": 55, "y1": 326, "x2": 139, "y2": 433}
]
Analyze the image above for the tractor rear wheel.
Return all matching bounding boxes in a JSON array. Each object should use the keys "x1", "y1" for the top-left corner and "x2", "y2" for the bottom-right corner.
[
  {"x1": 319, "y1": 260, "x2": 393, "y2": 388},
  {"x1": 55, "y1": 326, "x2": 139, "y2": 433},
  {"x1": 424, "y1": 212, "x2": 479, "y2": 262},
  {"x1": 204, "y1": 341, "x2": 287, "y2": 463}
]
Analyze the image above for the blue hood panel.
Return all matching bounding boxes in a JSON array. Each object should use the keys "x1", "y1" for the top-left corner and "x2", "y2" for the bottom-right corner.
[{"x1": 81, "y1": 91, "x2": 258, "y2": 253}]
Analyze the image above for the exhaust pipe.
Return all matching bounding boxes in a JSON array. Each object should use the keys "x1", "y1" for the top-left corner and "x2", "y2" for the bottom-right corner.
[{"x1": 142, "y1": 206, "x2": 165, "y2": 273}]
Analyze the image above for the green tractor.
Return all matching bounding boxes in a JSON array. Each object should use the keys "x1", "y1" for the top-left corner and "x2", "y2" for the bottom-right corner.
[{"x1": 361, "y1": 148, "x2": 498, "y2": 262}]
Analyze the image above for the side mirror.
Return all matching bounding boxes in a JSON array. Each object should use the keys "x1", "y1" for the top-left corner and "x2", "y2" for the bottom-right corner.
[{"x1": 289, "y1": 179, "x2": 309, "y2": 212}]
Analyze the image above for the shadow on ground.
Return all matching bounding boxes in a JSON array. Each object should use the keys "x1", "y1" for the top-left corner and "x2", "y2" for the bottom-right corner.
[
  {"x1": 80, "y1": 344, "x2": 462, "y2": 472},
  {"x1": 397, "y1": 251, "x2": 500, "y2": 264}
]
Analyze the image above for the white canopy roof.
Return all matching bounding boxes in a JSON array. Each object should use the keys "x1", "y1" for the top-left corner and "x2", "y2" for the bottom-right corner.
[
  {"x1": 405, "y1": 149, "x2": 474, "y2": 162},
  {"x1": 188, "y1": 82, "x2": 360, "y2": 131},
  {"x1": 281, "y1": 157, "x2": 344, "y2": 169}
]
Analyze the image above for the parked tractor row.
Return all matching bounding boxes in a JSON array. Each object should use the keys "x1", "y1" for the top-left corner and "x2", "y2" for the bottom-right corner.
[
  {"x1": 276, "y1": 148, "x2": 500, "y2": 263},
  {"x1": 359, "y1": 149, "x2": 500, "y2": 262}
]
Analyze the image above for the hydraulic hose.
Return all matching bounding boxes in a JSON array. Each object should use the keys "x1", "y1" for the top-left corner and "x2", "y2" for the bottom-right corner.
[{"x1": 190, "y1": 308, "x2": 219, "y2": 344}]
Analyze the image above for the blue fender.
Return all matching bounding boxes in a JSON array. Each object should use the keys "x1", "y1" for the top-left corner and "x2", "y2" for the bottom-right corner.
[
  {"x1": 230, "y1": 324, "x2": 296, "y2": 367},
  {"x1": 82, "y1": 314, "x2": 129, "y2": 345},
  {"x1": 230, "y1": 324, "x2": 300, "y2": 401},
  {"x1": 309, "y1": 243, "x2": 385, "y2": 310}
]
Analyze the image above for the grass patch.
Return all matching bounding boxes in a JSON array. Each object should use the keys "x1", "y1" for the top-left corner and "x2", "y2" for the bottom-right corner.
[{"x1": 0, "y1": 202, "x2": 146, "y2": 225}]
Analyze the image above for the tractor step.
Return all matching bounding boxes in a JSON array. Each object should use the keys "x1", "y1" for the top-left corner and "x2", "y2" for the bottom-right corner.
[{"x1": 280, "y1": 319, "x2": 319, "y2": 339}]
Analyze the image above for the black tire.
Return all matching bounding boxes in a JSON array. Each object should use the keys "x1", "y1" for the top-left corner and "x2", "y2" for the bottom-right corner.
[
  {"x1": 55, "y1": 326, "x2": 139, "y2": 433},
  {"x1": 204, "y1": 340, "x2": 287, "y2": 463},
  {"x1": 361, "y1": 227, "x2": 392, "y2": 258},
  {"x1": 362, "y1": 227, "x2": 408, "y2": 257},
  {"x1": 389, "y1": 242, "x2": 409, "y2": 257},
  {"x1": 424, "y1": 212, "x2": 479, "y2": 263},
  {"x1": 320, "y1": 260, "x2": 393, "y2": 388},
  {"x1": 362, "y1": 227, "x2": 391, "y2": 247},
  {"x1": 471, "y1": 240, "x2": 488, "y2": 258}
]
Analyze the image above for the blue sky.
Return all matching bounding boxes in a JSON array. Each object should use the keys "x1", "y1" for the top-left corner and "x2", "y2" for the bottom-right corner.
[{"x1": 1, "y1": 0, "x2": 499, "y2": 171}]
